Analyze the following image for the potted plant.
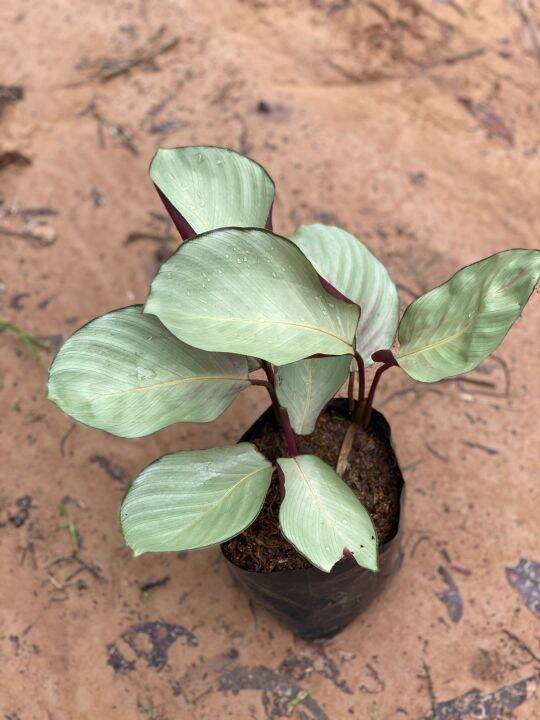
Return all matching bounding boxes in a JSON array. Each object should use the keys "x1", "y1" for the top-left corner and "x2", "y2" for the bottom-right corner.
[{"x1": 48, "y1": 146, "x2": 540, "y2": 640}]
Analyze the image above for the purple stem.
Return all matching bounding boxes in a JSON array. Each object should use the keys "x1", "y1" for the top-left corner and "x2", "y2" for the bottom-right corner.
[
  {"x1": 347, "y1": 371, "x2": 355, "y2": 416},
  {"x1": 362, "y1": 363, "x2": 393, "y2": 428},
  {"x1": 280, "y1": 408, "x2": 299, "y2": 457},
  {"x1": 262, "y1": 360, "x2": 275, "y2": 386},
  {"x1": 250, "y1": 378, "x2": 298, "y2": 457},
  {"x1": 355, "y1": 352, "x2": 365, "y2": 404}
]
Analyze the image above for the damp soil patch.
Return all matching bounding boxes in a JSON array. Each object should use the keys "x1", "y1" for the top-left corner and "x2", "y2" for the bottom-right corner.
[{"x1": 222, "y1": 406, "x2": 402, "y2": 572}]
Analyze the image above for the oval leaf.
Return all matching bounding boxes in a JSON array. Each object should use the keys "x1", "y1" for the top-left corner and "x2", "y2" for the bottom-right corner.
[
  {"x1": 120, "y1": 443, "x2": 273, "y2": 555},
  {"x1": 275, "y1": 356, "x2": 351, "y2": 435},
  {"x1": 291, "y1": 224, "x2": 399, "y2": 365},
  {"x1": 397, "y1": 249, "x2": 540, "y2": 382},
  {"x1": 278, "y1": 455, "x2": 378, "y2": 572},
  {"x1": 145, "y1": 228, "x2": 360, "y2": 365},
  {"x1": 48, "y1": 306, "x2": 250, "y2": 438},
  {"x1": 150, "y1": 146, "x2": 275, "y2": 239}
]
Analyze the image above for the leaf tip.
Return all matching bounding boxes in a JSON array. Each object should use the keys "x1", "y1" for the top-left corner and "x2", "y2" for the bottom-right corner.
[{"x1": 344, "y1": 546, "x2": 378, "y2": 573}]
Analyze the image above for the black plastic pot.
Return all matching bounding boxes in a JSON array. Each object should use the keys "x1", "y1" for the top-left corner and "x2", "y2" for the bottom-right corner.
[{"x1": 222, "y1": 399, "x2": 405, "y2": 640}]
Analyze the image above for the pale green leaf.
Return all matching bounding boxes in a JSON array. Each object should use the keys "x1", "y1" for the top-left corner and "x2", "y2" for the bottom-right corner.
[
  {"x1": 145, "y1": 228, "x2": 360, "y2": 365},
  {"x1": 397, "y1": 249, "x2": 540, "y2": 382},
  {"x1": 150, "y1": 145, "x2": 275, "y2": 236},
  {"x1": 48, "y1": 306, "x2": 250, "y2": 438},
  {"x1": 120, "y1": 443, "x2": 272, "y2": 555},
  {"x1": 275, "y1": 356, "x2": 351, "y2": 434},
  {"x1": 291, "y1": 224, "x2": 399, "y2": 365},
  {"x1": 278, "y1": 455, "x2": 378, "y2": 572}
]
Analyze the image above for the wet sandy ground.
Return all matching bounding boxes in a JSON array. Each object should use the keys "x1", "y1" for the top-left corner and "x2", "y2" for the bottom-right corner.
[{"x1": 1, "y1": 1, "x2": 539, "y2": 718}]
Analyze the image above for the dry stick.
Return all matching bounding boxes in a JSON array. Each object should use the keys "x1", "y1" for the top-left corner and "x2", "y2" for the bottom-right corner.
[
  {"x1": 336, "y1": 423, "x2": 356, "y2": 477},
  {"x1": 338, "y1": 352, "x2": 365, "y2": 475},
  {"x1": 338, "y1": 360, "x2": 393, "y2": 474}
]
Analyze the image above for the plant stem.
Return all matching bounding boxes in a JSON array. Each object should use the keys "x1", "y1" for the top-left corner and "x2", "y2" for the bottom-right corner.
[
  {"x1": 249, "y1": 378, "x2": 298, "y2": 457},
  {"x1": 280, "y1": 408, "x2": 299, "y2": 457},
  {"x1": 353, "y1": 352, "x2": 366, "y2": 423},
  {"x1": 262, "y1": 360, "x2": 275, "y2": 385},
  {"x1": 347, "y1": 371, "x2": 355, "y2": 416},
  {"x1": 250, "y1": 378, "x2": 279, "y2": 408},
  {"x1": 355, "y1": 352, "x2": 365, "y2": 403},
  {"x1": 362, "y1": 363, "x2": 393, "y2": 428}
]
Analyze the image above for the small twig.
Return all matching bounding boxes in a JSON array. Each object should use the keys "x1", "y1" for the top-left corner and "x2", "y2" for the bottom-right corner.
[
  {"x1": 139, "y1": 576, "x2": 170, "y2": 596},
  {"x1": 425, "y1": 442, "x2": 448, "y2": 462},
  {"x1": 0, "y1": 223, "x2": 56, "y2": 247},
  {"x1": 125, "y1": 231, "x2": 174, "y2": 245},
  {"x1": 462, "y1": 440, "x2": 499, "y2": 456},
  {"x1": 502, "y1": 628, "x2": 540, "y2": 663},
  {"x1": 46, "y1": 555, "x2": 106, "y2": 583},
  {"x1": 72, "y1": 27, "x2": 179, "y2": 85},
  {"x1": 59, "y1": 423, "x2": 76, "y2": 457},
  {"x1": 80, "y1": 101, "x2": 138, "y2": 155},
  {"x1": 336, "y1": 423, "x2": 356, "y2": 477},
  {"x1": 380, "y1": 384, "x2": 444, "y2": 408},
  {"x1": 512, "y1": 0, "x2": 540, "y2": 64},
  {"x1": 416, "y1": 47, "x2": 485, "y2": 70},
  {"x1": 442, "y1": 377, "x2": 496, "y2": 389},
  {"x1": 457, "y1": 96, "x2": 514, "y2": 145}
]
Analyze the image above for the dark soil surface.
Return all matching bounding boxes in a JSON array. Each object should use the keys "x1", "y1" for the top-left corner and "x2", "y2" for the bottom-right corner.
[{"x1": 222, "y1": 406, "x2": 403, "y2": 572}]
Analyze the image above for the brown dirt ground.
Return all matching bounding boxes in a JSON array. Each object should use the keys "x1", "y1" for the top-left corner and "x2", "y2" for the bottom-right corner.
[{"x1": 1, "y1": 1, "x2": 539, "y2": 718}]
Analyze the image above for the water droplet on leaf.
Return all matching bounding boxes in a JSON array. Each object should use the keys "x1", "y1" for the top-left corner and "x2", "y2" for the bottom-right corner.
[{"x1": 137, "y1": 367, "x2": 157, "y2": 382}]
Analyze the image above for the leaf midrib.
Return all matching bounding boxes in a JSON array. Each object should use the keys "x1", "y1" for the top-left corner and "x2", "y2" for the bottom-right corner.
[
  {"x1": 398, "y1": 307, "x2": 478, "y2": 360},
  {"x1": 151, "y1": 307, "x2": 356, "y2": 351},
  {"x1": 55, "y1": 374, "x2": 248, "y2": 399},
  {"x1": 161, "y1": 464, "x2": 268, "y2": 538},
  {"x1": 292, "y1": 458, "x2": 346, "y2": 547},
  {"x1": 397, "y1": 263, "x2": 532, "y2": 361}
]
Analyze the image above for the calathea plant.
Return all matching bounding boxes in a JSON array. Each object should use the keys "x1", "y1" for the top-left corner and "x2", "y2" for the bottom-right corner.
[{"x1": 48, "y1": 146, "x2": 540, "y2": 574}]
